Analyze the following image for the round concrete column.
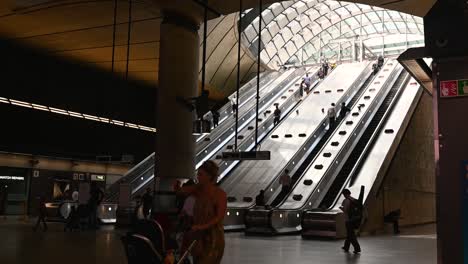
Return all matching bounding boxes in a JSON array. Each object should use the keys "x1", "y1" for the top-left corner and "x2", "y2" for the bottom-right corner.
[{"x1": 156, "y1": 13, "x2": 199, "y2": 189}]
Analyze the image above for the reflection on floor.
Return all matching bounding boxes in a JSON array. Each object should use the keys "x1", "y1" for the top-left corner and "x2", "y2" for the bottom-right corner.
[{"x1": 0, "y1": 218, "x2": 436, "y2": 264}]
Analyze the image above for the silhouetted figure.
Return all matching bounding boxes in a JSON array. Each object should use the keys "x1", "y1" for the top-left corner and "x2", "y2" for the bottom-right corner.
[
  {"x1": 230, "y1": 95, "x2": 238, "y2": 115},
  {"x1": 322, "y1": 61, "x2": 329, "y2": 76},
  {"x1": 378, "y1": 56, "x2": 384, "y2": 68},
  {"x1": 384, "y1": 209, "x2": 401, "y2": 234},
  {"x1": 317, "y1": 68, "x2": 325, "y2": 79},
  {"x1": 88, "y1": 182, "x2": 104, "y2": 229},
  {"x1": 273, "y1": 105, "x2": 282, "y2": 126},
  {"x1": 142, "y1": 187, "x2": 153, "y2": 220},
  {"x1": 211, "y1": 109, "x2": 220, "y2": 128},
  {"x1": 372, "y1": 63, "x2": 379, "y2": 75},
  {"x1": 339, "y1": 102, "x2": 351, "y2": 119},
  {"x1": 279, "y1": 169, "x2": 291, "y2": 194},
  {"x1": 299, "y1": 80, "x2": 305, "y2": 97},
  {"x1": 176, "y1": 90, "x2": 210, "y2": 120},
  {"x1": 33, "y1": 196, "x2": 48, "y2": 231},
  {"x1": 327, "y1": 103, "x2": 337, "y2": 129},
  {"x1": 255, "y1": 190, "x2": 266, "y2": 207},
  {"x1": 340, "y1": 189, "x2": 362, "y2": 254},
  {"x1": 304, "y1": 73, "x2": 312, "y2": 91}
]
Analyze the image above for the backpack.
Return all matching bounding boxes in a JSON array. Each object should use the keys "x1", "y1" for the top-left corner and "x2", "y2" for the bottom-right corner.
[{"x1": 348, "y1": 198, "x2": 363, "y2": 227}]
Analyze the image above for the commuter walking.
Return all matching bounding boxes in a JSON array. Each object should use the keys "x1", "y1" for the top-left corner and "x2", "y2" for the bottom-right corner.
[
  {"x1": 230, "y1": 95, "x2": 238, "y2": 115},
  {"x1": 33, "y1": 196, "x2": 48, "y2": 231},
  {"x1": 88, "y1": 182, "x2": 104, "y2": 229},
  {"x1": 299, "y1": 80, "x2": 305, "y2": 97},
  {"x1": 340, "y1": 189, "x2": 362, "y2": 254},
  {"x1": 142, "y1": 187, "x2": 153, "y2": 220},
  {"x1": 339, "y1": 102, "x2": 351, "y2": 119},
  {"x1": 378, "y1": 55, "x2": 384, "y2": 68},
  {"x1": 279, "y1": 169, "x2": 292, "y2": 194},
  {"x1": 327, "y1": 103, "x2": 337, "y2": 129},
  {"x1": 211, "y1": 109, "x2": 220, "y2": 128},
  {"x1": 176, "y1": 160, "x2": 227, "y2": 264},
  {"x1": 322, "y1": 61, "x2": 329, "y2": 76},
  {"x1": 303, "y1": 73, "x2": 312, "y2": 91},
  {"x1": 273, "y1": 105, "x2": 282, "y2": 126}
]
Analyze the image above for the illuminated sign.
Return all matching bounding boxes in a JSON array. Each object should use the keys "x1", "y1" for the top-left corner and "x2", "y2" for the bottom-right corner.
[
  {"x1": 0, "y1": 176, "x2": 25, "y2": 181},
  {"x1": 91, "y1": 174, "x2": 105, "y2": 182}
]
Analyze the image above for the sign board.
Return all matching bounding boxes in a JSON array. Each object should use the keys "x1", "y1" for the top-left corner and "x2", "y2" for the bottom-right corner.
[
  {"x1": 440, "y1": 80, "x2": 458, "y2": 97},
  {"x1": 221, "y1": 151, "x2": 271, "y2": 160},
  {"x1": 440, "y1": 80, "x2": 468, "y2": 98},
  {"x1": 91, "y1": 174, "x2": 105, "y2": 182},
  {"x1": 463, "y1": 161, "x2": 468, "y2": 263},
  {"x1": 0, "y1": 176, "x2": 24, "y2": 181}
]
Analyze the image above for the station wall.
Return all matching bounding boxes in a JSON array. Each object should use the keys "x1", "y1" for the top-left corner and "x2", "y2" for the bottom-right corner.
[{"x1": 363, "y1": 92, "x2": 436, "y2": 233}]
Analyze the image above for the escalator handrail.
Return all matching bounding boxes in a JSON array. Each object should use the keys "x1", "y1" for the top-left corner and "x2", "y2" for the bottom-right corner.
[
  {"x1": 324, "y1": 71, "x2": 411, "y2": 211},
  {"x1": 195, "y1": 68, "x2": 302, "y2": 158},
  {"x1": 218, "y1": 75, "x2": 320, "y2": 186}
]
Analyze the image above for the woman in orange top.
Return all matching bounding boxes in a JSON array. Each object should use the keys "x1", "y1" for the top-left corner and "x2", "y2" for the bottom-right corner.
[{"x1": 178, "y1": 160, "x2": 227, "y2": 264}]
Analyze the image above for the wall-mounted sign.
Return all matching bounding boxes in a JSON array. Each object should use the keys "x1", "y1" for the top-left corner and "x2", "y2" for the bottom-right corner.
[
  {"x1": 440, "y1": 80, "x2": 468, "y2": 98},
  {"x1": 91, "y1": 174, "x2": 105, "y2": 182},
  {"x1": 33, "y1": 170, "x2": 40, "y2": 178},
  {"x1": 0, "y1": 176, "x2": 25, "y2": 181}
]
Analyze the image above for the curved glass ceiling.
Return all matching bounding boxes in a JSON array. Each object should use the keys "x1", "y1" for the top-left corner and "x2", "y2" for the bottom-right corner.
[{"x1": 240, "y1": 0, "x2": 424, "y2": 69}]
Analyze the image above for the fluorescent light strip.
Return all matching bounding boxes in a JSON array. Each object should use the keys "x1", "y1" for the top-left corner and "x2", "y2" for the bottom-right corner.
[{"x1": 0, "y1": 97, "x2": 156, "y2": 133}]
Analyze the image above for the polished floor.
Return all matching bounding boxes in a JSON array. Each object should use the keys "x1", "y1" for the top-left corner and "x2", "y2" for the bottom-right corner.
[{"x1": 0, "y1": 218, "x2": 436, "y2": 264}]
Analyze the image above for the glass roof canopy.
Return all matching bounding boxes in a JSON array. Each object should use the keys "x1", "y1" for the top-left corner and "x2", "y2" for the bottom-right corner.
[{"x1": 240, "y1": 0, "x2": 424, "y2": 70}]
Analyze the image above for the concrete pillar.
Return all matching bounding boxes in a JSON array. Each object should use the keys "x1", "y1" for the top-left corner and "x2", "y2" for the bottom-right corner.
[
  {"x1": 424, "y1": 1, "x2": 468, "y2": 263},
  {"x1": 432, "y1": 58, "x2": 468, "y2": 264},
  {"x1": 156, "y1": 12, "x2": 200, "y2": 190}
]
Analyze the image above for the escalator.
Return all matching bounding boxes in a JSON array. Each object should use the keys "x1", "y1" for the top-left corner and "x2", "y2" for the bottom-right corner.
[
  {"x1": 301, "y1": 69, "x2": 419, "y2": 239},
  {"x1": 246, "y1": 60, "x2": 403, "y2": 234},
  {"x1": 269, "y1": 67, "x2": 377, "y2": 208},
  {"x1": 105, "y1": 69, "x2": 302, "y2": 202},
  {"x1": 132, "y1": 67, "x2": 319, "y2": 198},
  {"x1": 318, "y1": 71, "x2": 409, "y2": 210},
  {"x1": 222, "y1": 62, "x2": 372, "y2": 230}
]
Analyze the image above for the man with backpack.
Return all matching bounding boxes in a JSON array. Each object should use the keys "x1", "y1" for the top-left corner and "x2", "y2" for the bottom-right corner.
[{"x1": 340, "y1": 189, "x2": 362, "y2": 254}]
